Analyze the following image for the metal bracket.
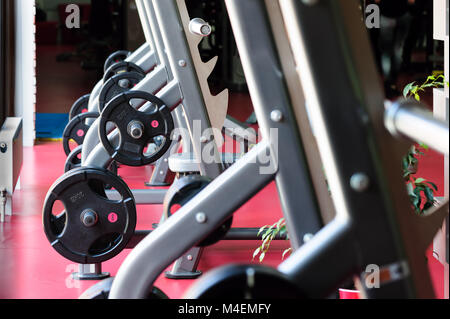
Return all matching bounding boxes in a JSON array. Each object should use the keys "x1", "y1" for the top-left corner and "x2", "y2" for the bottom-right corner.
[
  {"x1": 165, "y1": 247, "x2": 203, "y2": 279},
  {"x1": 72, "y1": 264, "x2": 110, "y2": 281}
]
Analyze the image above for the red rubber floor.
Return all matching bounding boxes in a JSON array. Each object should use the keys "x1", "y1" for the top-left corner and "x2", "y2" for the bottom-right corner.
[
  {"x1": 0, "y1": 141, "x2": 290, "y2": 299},
  {"x1": 0, "y1": 141, "x2": 445, "y2": 299}
]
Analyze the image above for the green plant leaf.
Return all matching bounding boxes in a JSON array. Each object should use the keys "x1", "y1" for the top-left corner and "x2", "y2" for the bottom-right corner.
[
  {"x1": 259, "y1": 251, "x2": 266, "y2": 263},
  {"x1": 403, "y1": 82, "x2": 416, "y2": 97},
  {"x1": 262, "y1": 232, "x2": 275, "y2": 248},
  {"x1": 257, "y1": 225, "x2": 268, "y2": 237},
  {"x1": 282, "y1": 248, "x2": 292, "y2": 260},
  {"x1": 262, "y1": 227, "x2": 275, "y2": 241},
  {"x1": 252, "y1": 247, "x2": 261, "y2": 261},
  {"x1": 406, "y1": 182, "x2": 414, "y2": 195},
  {"x1": 426, "y1": 181, "x2": 438, "y2": 191},
  {"x1": 424, "y1": 187, "x2": 435, "y2": 202},
  {"x1": 414, "y1": 178, "x2": 426, "y2": 184}
]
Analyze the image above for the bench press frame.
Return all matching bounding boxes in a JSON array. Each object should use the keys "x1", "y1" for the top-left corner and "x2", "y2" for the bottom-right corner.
[{"x1": 107, "y1": 0, "x2": 449, "y2": 299}]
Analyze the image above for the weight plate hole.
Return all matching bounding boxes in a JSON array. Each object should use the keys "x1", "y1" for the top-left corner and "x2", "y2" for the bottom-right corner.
[
  {"x1": 50, "y1": 200, "x2": 67, "y2": 236},
  {"x1": 143, "y1": 136, "x2": 166, "y2": 157},
  {"x1": 68, "y1": 139, "x2": 78, "y2": 153},
  {"x1": 170, "y1": 204, "x2": 182, "y2": 215},
  {"x1": 129, "y1": 98, "x2": 148, "y2": 110},
  {"x1": 51, "y1": 199, "x2": 65, "y2": 217},
  {"x1": 106, "y1": 121, "x2": 121, "y2": 150},
  {"x1": 105, "y1": 186, "x2": 124, "y2": 202}
]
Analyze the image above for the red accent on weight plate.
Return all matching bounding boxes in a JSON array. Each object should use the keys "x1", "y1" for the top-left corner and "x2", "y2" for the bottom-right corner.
[
  {"x1": 108, "y1": 213, "x2": 118, "y2": 223},
  {"x1": 77, "y1": 130, "x2": 85, "y2": 137}
]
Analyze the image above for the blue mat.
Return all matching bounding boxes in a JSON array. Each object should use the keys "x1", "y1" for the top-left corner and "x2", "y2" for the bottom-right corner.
[{"x1": 36, "y1": 113, "x2": 69, "y2": 139}]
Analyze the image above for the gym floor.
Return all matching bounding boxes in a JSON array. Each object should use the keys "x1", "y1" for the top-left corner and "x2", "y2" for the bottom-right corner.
[{"x1": 0, "y1": 45, "x2": 446, "y2": 299}]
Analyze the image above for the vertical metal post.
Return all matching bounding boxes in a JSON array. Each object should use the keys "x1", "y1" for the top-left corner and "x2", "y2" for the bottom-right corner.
[
  {"x1": 151, "y1": 0, "x2": 224, "y2": 178},
  {"x1": 224, "y1": 0, "x2": 323, "y2": 248},
  {"x1": 142, "y1": 0, "x2": 185, "y2": 187}
]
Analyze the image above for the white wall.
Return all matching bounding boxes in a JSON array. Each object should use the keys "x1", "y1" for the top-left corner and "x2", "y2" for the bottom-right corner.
[{"x1": 15, "y1": 0, "x2": 36, "y2": 147}]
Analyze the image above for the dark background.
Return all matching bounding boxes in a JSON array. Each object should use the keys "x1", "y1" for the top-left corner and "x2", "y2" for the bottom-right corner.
[{"x1": 0, "y1": 0, "x2": 443, "y2": 133}]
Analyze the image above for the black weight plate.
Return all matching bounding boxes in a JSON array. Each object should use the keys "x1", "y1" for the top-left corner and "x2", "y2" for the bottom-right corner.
[
  {"x1": 162, "y1": 175, "x2": 211, "y2": 219},
  {"x1": 62, "y1": 111, "x2": 99, "y2": 156},
  {"x1": 104, "y1": 50, "x2": 131, "y2": 73},
  {"x1": 69, "y1": 94, "x2": 91, "y2": 121},
  {"x1": 42, "y1": 167, "x2": 136, "y2": 264},
  {"x1": 103, "y1": 61, "x2": 145, "y2": 83},
  {"x1": 198, "y1": 217, "x2": 233, "y2": 247},
  {"x1": 162, "y1": 175, "x2": 233, "y2": 247},
  {"x1": 99, "y1": 91, "x2": 174, "y2": 167},
  {"x1": 79, "y1": 277, "x2": 168, "y2": 299},
  {"x1": 64, "y1": 144, "x2": 118, "y2": 176},
  {"x1": 64, "y1": 145, "x2": 83, "y2": 172},
  {"x1": 98, "y1": 72, "x2": 145, "y2": 112},
  {"x1": 185, "y1": 264, "x2": 305, "y2": 299}
]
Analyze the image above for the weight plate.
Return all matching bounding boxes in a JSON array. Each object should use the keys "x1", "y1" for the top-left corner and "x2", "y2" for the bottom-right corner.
[
  {"x1": 162, "y1": 175, "x2": 233, "y2": 247},
  {"x1": 98, "y1": 72, "x2": 145, "y2": 112},
  {"x1": 69, "y1": 94, "x2": 91, "y2": 121},
  {"x1": 99, "y1": 91, "x2": 174, "y2": 167},
  {"x1": 64, "y1": 144, "x2": 118, "y2": 176},
  {"x1": 42, "y1": 167, "x2": 136, "y2": 264},
  {"x1": 79, "y1": 277, "x2": 168, "y2": 299},
  {"x1": 184, "y1": 264, "x2": 305, "y2": 299},
  {"x1": 62, "y1": 111, "x2": 99, "y2": 156},
  {"x1": 64, "y1": 145, "x2": 83, "y2": 172},
  {"x1": 103, "y1": 61, "x2": 145, "y2": 83},
  {"x1": 162, "y1": 175, "x2": 211, "y2": 219},
  {"x1": 104, "y1": 50, "x2": 131, "y2": 73}
]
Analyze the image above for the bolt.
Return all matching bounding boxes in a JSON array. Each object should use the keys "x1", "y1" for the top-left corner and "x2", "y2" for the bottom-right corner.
[
  {"x1": 270, "y1": 110, "x2": 283, "y2": 123},
  {"x1": 196, "y1": 212, "x2": 207, "y2": 224},
  {"x1": 186, "y1": 255, "x2": 193, "y2": 261},
  {"x1": 189, "y1": 18, "x2": 212, "y2": 37},
  {"x1": 200, "y1": 25, "x2": 212, "y2": 36},
  {"x1": 246, "y1": 268, "x2": 256, "y2": 289},
  {"x1": 178, "y1": 60, "x2": 187, "y2": 67},
  {"x1": 127, "y1": 121, "x2": 144, "y2": 139},
  {"x1": 80, "y1": 210, "x2": 98, "y2": 228},
  {"x1": 350, "y1": 173, "x2": 370, "y2": 192},
  {"x1": 0, "y1": 143, "x2": 6, "y2": 149},
  {"x1": 118, "y1": 79, "x2": 131, "y2": 88},
  {"x1": 303, "y1": 233, "x2": 314, "y2": 243}
]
